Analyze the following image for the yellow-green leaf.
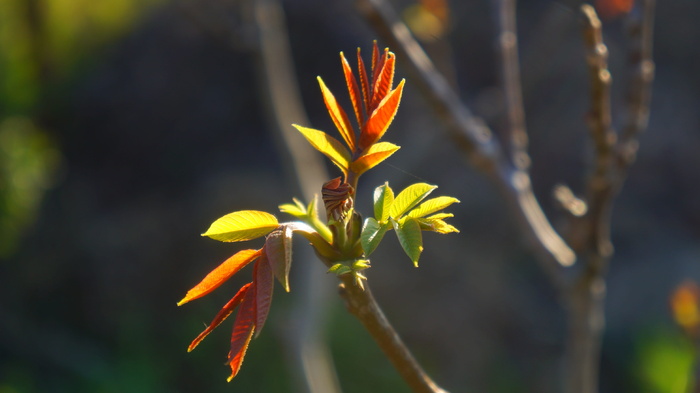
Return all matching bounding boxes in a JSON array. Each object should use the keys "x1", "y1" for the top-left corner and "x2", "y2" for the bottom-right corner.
[
  {"x1": 407, "y1": 196, "x2": 460, "y2": 218},
  {"x1": 393, "y1": 217, "x2": 423, "y2": 267},
  {"x1": 361, "y1": 217, "x2": 390, "y2": 256},
  {"x1": 293, "y1": 124, "x2": 351, "y2": 174},
  {"x1": 389, "y1": 183, "x2": 437, "y2": 219},
  {"x1": 350, "y1": 142, "x2": 400, "y2": 175},
  {"x1": 373, "y1": 182, "x2": 394, "y2": 222},
  {"x1": 202, "y1": 211, "x2": 279, "y2": 242}
]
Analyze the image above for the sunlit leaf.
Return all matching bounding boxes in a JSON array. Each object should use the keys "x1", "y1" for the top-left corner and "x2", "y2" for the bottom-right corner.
[
  {"x1": 350, "y1": 142, "x2": 400, "y2": 175},
  {"x1": 360, "y1": 80, "x2": 405, "y2": 150},
  {"x1": 254, "y1": 255, "x2": 274, "y2": 337},
  {"x1": 202, "y1": 210, "x2": 279, "y2": 242},
  {"x1": 371, "y1": 50, "x2": 395, "y2": 109},
  {"x1": 393, "y1": 217, "x2": 423, "y2": 267},
  {"x1": 287, "y1": 222, "x2": 339, "y2": 260},
  {"x1": 361, "y1": 217, "x2": 389, "y2": 256},
  {"x1": 389, "y1": 183, "x2": 437, "y2": 219},
  {"x1": 187, "y1": 283, "x2": 252, "y2": 352},
  {"x1": 407, "y1": 196, "x2": 460, "y2": 218},
  {"x1": 417, "y1": 218, "x2": 460, "y2": 234},
  {"x1": 279, "y1": 198, "x2": 307, "y2": 218},
  {"x1": 178, "y1": 249, "x2": 261, "y2": 306},
  {"x1": 264, "y1": 226, "x2": 293, "y2": 292},
  {"x1": 227, "y1": 285, "x2": 257, "y2": 381},
  {"x1": 293, "y1": 124, "x2": 351, "y2": 173},
  {"x1": 341, "y1": 52, "x2": 365, "y2": 128},
  {"x1": 317, "y1": 77, "x2": 356, "y2": 151},
  {"x1": 373, "y1": 182, "x2": 394, "y2": 222},
  {"x1": 357, "y1": 48, "x2": 371, "y2": 116}
]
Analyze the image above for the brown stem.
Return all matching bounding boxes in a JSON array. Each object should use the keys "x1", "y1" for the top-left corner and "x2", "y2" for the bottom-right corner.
[
  {"x1": 338, "y1": 275, "x2": 449, "y2": 393},
  {"x1": 493, "y1": 0, "x2": 530, "y2": 170}
]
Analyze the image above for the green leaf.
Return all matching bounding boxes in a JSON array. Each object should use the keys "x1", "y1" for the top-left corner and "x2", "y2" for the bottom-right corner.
[
  {"x1": 328, "y1": 263, "x2": 352, "y2": 276},
  {"x1": 279, "y1": 198, "x2": 307, "y2": 218},
  {"x1": 407, "y1": 196, "x2": 460, "y2": 218},
  {"x1": 361, "y1": 217, "x2": 389, "y2": 256},
  {"x1": 264, "y1": 226, "x2": 293, "y2": 292},
  {"x1": 202, "y1": 210, "x2": 279, "y2": 242},
  {"x1": 389, "y1": 183, "x2": 437, "y2": 219},
  {"x1": 393, "y1": 217, "x2": 423, "y2": 267},
  {"x1": 293, "y1": 124, "x2": 351, "y2": 173},
  {"x1": 373, "y1": 182, "x2": 394, "y2": 222}
]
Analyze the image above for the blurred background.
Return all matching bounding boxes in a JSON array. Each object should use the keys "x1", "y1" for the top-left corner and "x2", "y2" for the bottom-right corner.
[{"x1": 1, "y1": 0, "x2": 698, "y2": 392}]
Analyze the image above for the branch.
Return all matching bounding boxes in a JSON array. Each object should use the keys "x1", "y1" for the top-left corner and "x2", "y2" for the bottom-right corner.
[
  {"x1": 356, "y1": 0, "x2": 575, "y2": 283},
  {"x1": 494, "y1": 0, "x2": 530, "y2": 170},
  {"x1": 338, "y1": 276, "x2": 449, "y2": 393}
]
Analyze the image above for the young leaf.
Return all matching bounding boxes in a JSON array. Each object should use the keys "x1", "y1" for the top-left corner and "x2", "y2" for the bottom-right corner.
[
  {"x1": 389, "y1": 183, "x2": 437, "y2": 220},
  {"x1": 360, "y1": 79, "x2": 405, "y2": 150},
  {"x1": 361, "y1": 217, "x2": 389, "y2": 256},
  {"x1": 264, "y1": 226, "x2": 293, "y2": 292},
  {"x1": 371, "y1": 50, "x2": 396, "y2": 109},
  {"x1": 202, "y1": 211, "x2": 279, "y2": 242},
  {"x1": 420, "y1": 218, "x2": 460, "y2": 234},
  {"x1": 187, "y1": 283, "x2": 252, "y2": 352},
  {"x1": 407, "y1": 196, "x2": 460, "y2": 218},
  {"x1": 254, "y1": 255, "x2": 274, "y2": 337},
  {"x1": 227, "y1": 285, "x2": 257, "y2": 381},
  {"x1": 357, "y1": 48, "x2": 371, "y2": 116},
  {"x1": 279, "y1": 198, "x2": 307, "y2": 218},
  {"x1": 373, "y1": 182, "x2": 394, "y2": 222},
  {"x1": 350, "y1": 142, "x2": 400, "y2": 175},
  {"x1": 341, "y1": 52, "x2": 365, "y2": 128},
  {"x1": 393, "y1": 217, "x2": 423, "y2": 267},
  {"x1": 293, "y1": 125, "x2": 351, "y2": 173},
  {"x1": 317, "y1": 77, "x2": 356, "y2": 151},
  {"x1": 178, "y1": 249, "x2": 261, "y2": 306}
]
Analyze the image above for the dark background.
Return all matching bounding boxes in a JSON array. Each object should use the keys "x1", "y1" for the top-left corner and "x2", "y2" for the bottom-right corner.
[{"x1": 1, "y1": 0, "x2": 698, "y2": 392}]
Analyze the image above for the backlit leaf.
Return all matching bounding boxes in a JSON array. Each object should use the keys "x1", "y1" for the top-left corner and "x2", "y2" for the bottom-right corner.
[
  {"x1": 371, "y1": 50, "x2": 395, "y2": 109},
  {"x1": 178, "y1": 249, "x2": 261, "y2": 306},
  {"x1": 264, "y1": 226, "x2": 293, "y2": 292},
  {"x1": 389, "y1": 183, "x2": 437, "y2": 219},
  {"x1": 350, "y1": 142, "x2": 400, "y2": 175},
  {"x1": 407, "y1": 196, "x2": 460, "y2": 218},
  {"x1": 361, "y1": 217, "x2": 389, "y2": 256},
  {"x1": 293, "y1": 124, "x2": 351, "y2": 174},
  {"x1": 317, "y1": 77, "x2": 356, "y2": 151},
  {"x1": 202, "y1": 210, "x2": 279, "y2": 242},
  {"x1": 279, "y1": 198, "x2": 307, "y2": 218},
  {"x1": 187, "y1": 283, "x2": 251, "y2": 352},
  {"x1": 287, "y1": 222, "x2": 339, "y2": 260},
  {"x1": 341, "y1": 52, "x2": 365, "y2": 129},
  {"x1": 373, "y1": 182, "x2": 394, "y2": 222},
  {"x1": 357, "y1": 48, "x2": 371, "y2": 116},
  {"x1": 227, "y1": 284, "x2": 257, "y2": 381},
  {"x1": 393, "y1": 217, "x2": 423, "y2": 267},
  {"x1": 360, "y1": 80, "x2": 405, "y2": 150},
  {"x1": 254, "y1": 256, "x2": 274, "y2": 337}
]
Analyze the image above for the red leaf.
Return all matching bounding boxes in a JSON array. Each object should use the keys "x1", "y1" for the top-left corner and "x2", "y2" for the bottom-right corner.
[
  {"x1": 254, "y1": 255, "x2": 274, "y2": 337},
  {"x1": 178, "y1": 249, "x2": 261, "y2": 306},
  {"x1": 227, "y1": 282, "x2": 257, "y2": 381},
  {"x1": 371, "y1": 50, "x2": 395, "y2": 110},
  {"x1": 595, "y1": 0, "x2": 634, "y2": 19},
  {"x1": 360, "y1": 80, "x2": 405, "y2": 150},
  {"x1": 371, "y1": 41, "x2": 381, "y2": 81},
  {"x1": 357, "y1": 48, "x2": 371, "y2": 120},
  {"x1": 264, "y1": 225, "x2": 293, "y2": 292},
  {"x1": 341, "y1": 52, "x2": 365, "y2": 131},
  {"x1": 187, "y1": 283, "x2": 252, "y2": 352},
  {"x1": 318, "y1": 77, "x2": 356, "y2": 151}
]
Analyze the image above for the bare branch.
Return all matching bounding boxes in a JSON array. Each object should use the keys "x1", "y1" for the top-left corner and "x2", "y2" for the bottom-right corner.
[
  {"x1": 618, "y1": 0, "x2": 656, "y2": 169},
  {"x1": 356, "y1": 0, "x2": 575, "y2": 278},
  {"x1": 494, "y1": 0, "x2": 530, "y2": 170},
  {"x1": 338, "y1": 276, "x2": 449, "y2": 393}
]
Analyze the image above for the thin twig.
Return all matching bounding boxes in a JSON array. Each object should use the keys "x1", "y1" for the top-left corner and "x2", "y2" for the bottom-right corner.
[
  {"x1": 494, "y1": 0, "x2": 530, "y2": 170},
  {"x1": 338, "y1": 276, "x2": 449, "y2": 393},
  {"x1": 251, "y1": 0, "x2": 341, "y2": 392},
  {"x1": 356, "y1": 0, "x2": 575, "y2": 283},
  {"x1": 617, "y1": 0, "x2": 656, "y2": 170}
]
